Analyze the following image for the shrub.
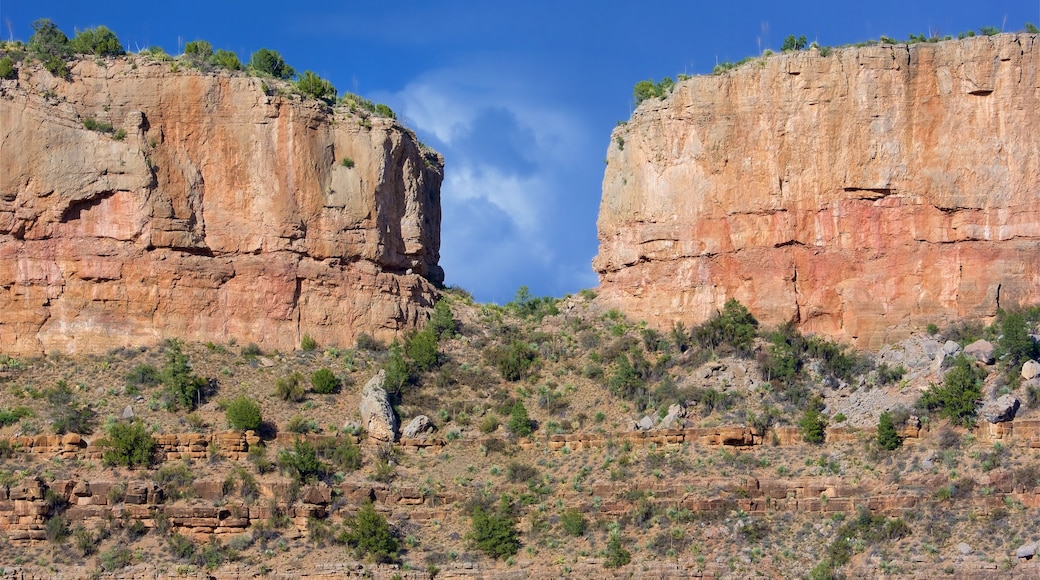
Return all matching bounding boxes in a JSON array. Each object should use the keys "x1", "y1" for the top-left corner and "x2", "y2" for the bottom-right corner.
[
  {"x1": 183, "y1": 40, "x2": 213, "y2": 64},
  {"x1": 249, "y1": 48, "x2": 294, "y2": 79},
  {"x1": 468, "y1": 506, "x2": 519, "y2": 559},
  {"x1": 29, "y1": 19, "x2": 70, "y2": 64},
  {"x1": 46, "y1": 380, "x2": 96, "y2": 434},
  {"x1": 781, "y1": 35, "x2": 808, "y2": 51},
  {"x1": 633, "y1": 77, "x2": 675, "y2": 105},
  {"x1": 310, "y1": 368, "x2": 340, "y2": 394},
  {"x1": 209, "y1": 49, "x2": 242, "y2": 70},
  {"x1": 995, "y1": 310, "x2": 1039, "y2": 379},
  {"x1": 154, "y1": 463, "x2": 195, "y2": 500},
  {"x1": 560, "y1": 508, "x2": 586, "y2": 536},
  {"x1": 604, "y1": 530, "x2": 631, "y2": 568},
  {"x1": 798, "y1": 397, "x2": 827, "y2": 444},
  {"x1": 876, "y1": 411, "x2": 903, "y2": 450},
  {"x1": 300, "y1": 333, "x2": 318, "y2": 351},
  {"x1": 101, "y1": 420, "x2": 156, "y2": 467},
  {"x1": 429, "y1": 299, "x2": 457, "y2": 338},
  {"x1": 406, "y1": 328, "x2": 439, "y2": 372},
  {"x1": 383, "y1": 340, "x2": 411, "y2": 393},
  {"x1": 487, "y1": 340, "x2": 538, "y2": 381},
  {"x1": 875, "y1": 363, "x2": 907, "y2": 386},
  {"x1": 317, "y1": 437, "x2": 361, "y2": 472},
  {"x1": 341, "y1": 501, "x2": 399, "y2": 563},
  {"x1": 608, "y1": 352, "x2": 647, "y2": 403},
  {"x1": 296, "y1": 70, "x2": 337, "y2": 102},
  {"x1": 226, "y1": 396, "x2": 262, "y2": 431},
  {"x1": 241, "y1": 342, "x2": 262, "y2": 357},
  {"x1": 341, "y1": 157, "x2": 355, "y2": 168},
  {"x1": 161, "y1": 341, "x2": 207, "y2": 410},
  {"x1": 506, "y1": 286, "x2": 559, "y2": 321},
  {"x1": 82, "y1": 117, "x2": 114, "y2": 133},
  {"x1": 70, "y1": 26, "x2": 123, "y2": 56},
  {"x1": 917, "y1": 355, "x2": 986, "y2": 426},
  {"x1": 978, "y1": 26, "x2": 1000, "y2": 36},
  {"x1": 691, "y1": 298, "x2": 758, "y2": 355},
  {"x1": 0, "y1": 56, "x2": 16, "y2": 79},
  {"x1": 274, "y1": 371, "x2": 306, "y2": 402},
  {"x1": 0, "y1": 406, "x2": 33, "y2": 427},
  {"x1": 356, "y1": 332, "x2": 384, "y2": 351},
  {"x1": 277, "y1": 438, "x2": 326, "y2": 483},
  {"x1": 508, "y1": 402, "x2": 533, "y2": 437},
  {"x1": 1027, "y1": 23, "x2": 1040, "y2": 34}
]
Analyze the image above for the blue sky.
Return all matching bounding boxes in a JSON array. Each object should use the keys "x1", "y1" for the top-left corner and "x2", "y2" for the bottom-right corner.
[{"x1": 3, "y1": 0, "x2": 1038, "y2": 303}]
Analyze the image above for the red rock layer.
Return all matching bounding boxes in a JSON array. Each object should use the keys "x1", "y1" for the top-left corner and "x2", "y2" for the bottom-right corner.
[
  {"x1": 595, "y1": 34, "x2": 1040, "y2": 348},
  {"x1": 0, "y1": 57, "x2": 443, "y2": 355}
]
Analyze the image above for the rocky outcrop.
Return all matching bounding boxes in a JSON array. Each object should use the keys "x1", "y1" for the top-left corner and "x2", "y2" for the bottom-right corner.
[
  {"x1": 596, "y1": 34, "x2": 1040, "y2": 349},
  {"x1": 359, "y1": 370, "x2": 397, "y2": 442},
  {"x1": 0, "y1": 55, "x2": 443, "y2": 355}
]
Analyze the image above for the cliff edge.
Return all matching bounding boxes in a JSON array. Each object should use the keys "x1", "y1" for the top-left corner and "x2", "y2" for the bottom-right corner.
[
  {"x1": 0, "y1": 56, "x2": 444, "y2": 355},
  {"x1": 595, "y1": 34, "x2": 1040, "y2": 349}
]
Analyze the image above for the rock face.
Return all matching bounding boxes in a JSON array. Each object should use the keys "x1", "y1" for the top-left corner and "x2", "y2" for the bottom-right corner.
[
  {"x1": 0, "y1": 56, "x2": 443, "y2": 355},
  {"x1": 595, "y1": 34, "x2": 1040, "y2": 349},
  {"x1": 360, "y1": 370, "x2": 397, "y2": 442}
]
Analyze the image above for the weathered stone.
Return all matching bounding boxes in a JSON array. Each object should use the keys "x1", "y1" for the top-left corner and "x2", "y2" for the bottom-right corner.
[
  {"x1": 360, "y1": 371, "x2": 397, "y2": 442},
  {"x1": 0, "y1": 56, "x2": 444, "y2": 356},
  {"x1": 594, "y1": 35, "x2": 1040, "y2": 349},
  {"x1": 981, "y1": 395, "x2": 1020, "y2": 423},
  {"x1": 1015, "y1": 542, "x2": 1037, "y2": 559},
  {"x1": 956, "y1": 541, "x2": 972, "y2": 556},
  {"x1": 964, "y1": 340, "x2": 996, "y2": 365},
  {"x1": 1022, "y1": 360, "x2": 1040, "y2": 381},
  {"x1": 402, "y1": 415, "x2": 433, "y2": 439},
  {"x1": 944, "y1": 341, "x2": 963, "y2": 356},
  {"x1": 121, "y1": 405, "x2": 135, "y2": 420},
  {"x1": 636, "y1": 416, "x2": 654, "y2": 431}
]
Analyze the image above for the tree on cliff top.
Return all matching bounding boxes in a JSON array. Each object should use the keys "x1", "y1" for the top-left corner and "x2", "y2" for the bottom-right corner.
[
  {"x1": 70, "y1": 26, "x2": 124, "y2": 57},
  {"x1": 250, "y1": 48, "x2": 295, "y2": 80},
  {"x1": 28, "y1": 18, "x2": 70, "y2": 77}
]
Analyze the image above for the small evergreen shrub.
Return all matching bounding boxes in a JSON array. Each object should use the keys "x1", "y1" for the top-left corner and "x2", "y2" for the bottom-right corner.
[
  {"x1": 428, "y1": 299, "x2": 457, "y2": 338},
  {"x1": 69, "y1": 26, "x2": 123, "y2": 56},
  {"x1": 560, "y1": 508, "x2": 586, "y2": 536},
  {"x1": 249, "y1": 48, "x2": 295, "y2": 79},
  {"x1": 274, "y1": 371, "x2": 306, "y2": 402},
  {"x1": 101, "y1": 420, "x2": 156, "y2": 467},
  {"x1": 468, "y1": 506, "x2": 519, "y2": 559},
  {"x1": 226, "y1": 396, "x2": 262, "y2": 431},
  {"x1": 46, "y1": 380, "x2": 97, "y2": 434},
  {"x1": 296, "y1": 70, "x2": 337, "y2": 102},
  {"x1": 341, "y1": 157, "x2": 355, "y2": 168},
  {"x1": 917, "y1": 354, "x2": 986, "y2": 426},
  {"x1": 799, "y1": 397, "x2": 827, "y2": 444},
  {"x1": 383, "y1": 340, "x2": 411, "y2": 393},
  {"x1": 277, "y1": 438, "x2": 326, "y2": 483},
  {"x1": 604, "y1": 530, "x2": 631, "y2": 568},
  {"x1": 406, "y1": 328, "x2": 439, "y2": 372},
  {"x1": 341, "y1": 501, "x2": 399, "y2": 563},
  {"x1": 310, "y1": 367, "x2": 340, "y2": 394},
  {"x1": 300, "y1": 333, "x2": 318, "y2": 351},
  {"x1": 508, "y1": 402, "x2": 533, "y2": 437},
  {"x1": 0, "y1": 57, "x2": 16, "y2": 79},
  {"x1": 876, "y1": 411, "x2": 903, "y2": 450},
  {"x1": 161, "y1": 341, "x2": 207, "y2": 410}
]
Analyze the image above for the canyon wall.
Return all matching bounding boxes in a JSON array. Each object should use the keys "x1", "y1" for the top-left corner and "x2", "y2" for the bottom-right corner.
[
  {"x1": 595, "y1": 34, "x2": 1040, "y2": 348},
  {"x1": 0, "y1": 56, "x2": 444, "y2": 355}
]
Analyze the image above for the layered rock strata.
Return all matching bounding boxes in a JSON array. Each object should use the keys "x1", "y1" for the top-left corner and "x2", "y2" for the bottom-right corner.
[
  {"x1": 0, "y1": 56, "x2": 443, "y2": 355},
  {"x1": 596, "y1": 34, "x2": 1040, "y2": 348}
]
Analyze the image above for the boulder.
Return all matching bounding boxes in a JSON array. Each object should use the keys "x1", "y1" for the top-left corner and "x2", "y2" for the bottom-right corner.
[
  {"x1": 964, "y1": 340, "x2": 996, "y2": 365},
  {"x1": 659, "y1": 404, "x2": 685, "y2": 429},
  {"x1": 402, "y1": 415, "x2": 433, "y2": 439},
  {"x1": 360, "y1": 370, "x2": 397, "y2": 442},
  {"x1": 1022, "y1": 360, "x2": 1040, "y2": 381},
  {"x1": 636, "y1": 416, "x2": 654, "y2": 431},
  {"x1": 943, "y1": 341, "x2": 963, "y2": 356},
  {"x1": 981, "y1": 395, "x2": 1020, "y2": 424},
  {"x1": 957, "y1": 542, "x2": 972, "y2": 555},
  {"x1": 1015, "y1": 542, "x2": 1037, "y2": 559},
  {"x1": 121, "y1": 405, "x2": 135, "y2": 420}
]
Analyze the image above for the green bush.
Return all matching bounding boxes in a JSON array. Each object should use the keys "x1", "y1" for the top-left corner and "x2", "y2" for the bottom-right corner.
[
  {"x1": 508, "y1": 402, "x2": 533, "y2": 437},
  {"x1": 406, "y1": 328, "x2": 439, "y2": 372},
  {"x1": 310, "y1": 367, "x2": 340, "y2": 394},
  {"x1": 341, "y1": 157, "x2": 355, "y2": 168},
  {"x1": 300, "y1": 333, "x2": 318, "y2": 351},
  {"x1": 487, "y1": 340, "x2": 538, "y2": 381},
  {"x1": 978, "y1": 26, "x2": 1000, "y2": 36},
  {"x1": 691, "y1": 298, "x2": 758, "y2": 355},
  {"x1": 249, "y1": 48, "x2": 294, "y2": 79},
  {"x1": 46, "y1": 380, "x2": 96, "y2": 434},
  {"x1": 917, "y1": 354, "x2": 986, "y2": 426},
  {"x1": 183, "y1": 40, "x2": 213, "y2": 64},
  {"x1": 274, "y1": 371, "x2": 306, "y2": 402},
  {"x1": 277, "y1": 438, "x2": 326, "y2": 483},
  {"x1": 29, "y1": 19, "x2": 69, "y2": 64},
  {"x1": 604, "y1": 530, "x2": 631, "y2": 568},
  {"x1": 70, "y1": 26, "x2": 123, "y2": 56},
  {"x1": 0, "y1": 56, "x2": 16, "y2": 79},
  {"x1": 428, "y1": 299, "x2": 457, "y2": 338},
  {"x1": 876, "y1": 411, "x2": 902, "y2": 450},
  {"x1": 101, "y1": 420, "x2": 156, "y2": 467},
  {"x1": 633, "y1": 77, "x2": 675, "y2": 105},
  {"x1": 341, "y1": 501, "x2": 399, "y2": 563},
  {"x1": 383, "y1": 340, "x2": 411, "y2": 393},
  {"x1": 798, "y1": 397, "x2": 827, "y2": 444},
  {"x1": 296, "y1": 70, "x2": 337, "y2": 102},
  {"x1": 1027, "y1": 23, "x2": 1040, "y2": 34},
  {"x1": 560, "y1": 508, "x2": 586, "y2": 536},
  {"x1": 82, "y1": 117, "x2": 114, "y2": 133},
  {"x1": 781, "y1": 35, "x2": 808, "y2": 51},
  {"x1": 995, "y1": 310, "x2": 1039, "y2": 379},
  {"x1": 226, "y1": 396, "x2": 262, "y2": 431},
  {"x1": 317, "y1": 437, "x2": 361, "y2": 472},
  {"x1": 209, "y1": 49, "x2": 241, "y2": 70},
  {"x1": 506, "y1": 285, "x2": 559, "y2": 321},
  {"x1": 468, "y1": 506, "x2": 519, "y2": 559},
  {"x1": 0, "y1": 406, "x2": 33, "y2": 427},
  {"x1": 161, "y1": 341, "x2": 207, "y2": 410}
]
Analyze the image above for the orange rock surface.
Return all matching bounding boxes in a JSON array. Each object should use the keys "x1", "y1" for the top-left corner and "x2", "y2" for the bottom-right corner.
[
  {"x1": 0, "y1": 57, "x2": 443, "y2": 355},
  {"x1": 595, "y1": 34, "x2": 1040, "y2": 349}
]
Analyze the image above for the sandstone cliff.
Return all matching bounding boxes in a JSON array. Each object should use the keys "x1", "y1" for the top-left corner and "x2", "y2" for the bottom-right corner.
[
  {"x1": 0, "y1": 56, "x2": 443, "y2": 355},
  {"x1": 596, "y1": 34, "x2": 1040, "y2": 349}
]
